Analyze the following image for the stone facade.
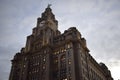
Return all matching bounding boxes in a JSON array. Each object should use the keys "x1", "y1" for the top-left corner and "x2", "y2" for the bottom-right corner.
[{"x1": 9, "y1": 6, "x2": 113, "y2": 80}]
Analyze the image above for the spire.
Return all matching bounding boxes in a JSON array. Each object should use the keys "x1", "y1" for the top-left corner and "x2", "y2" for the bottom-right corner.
[
  {"x1": 41, "y1": 4, "x2": 55, "y2": 20},
  {"x1": 47, "y1": 4, "x2": 52, "y2": 8}
]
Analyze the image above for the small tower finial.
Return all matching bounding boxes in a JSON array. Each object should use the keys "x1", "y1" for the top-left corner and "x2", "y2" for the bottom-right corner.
[{"x1": 47, "y1": 4, "x2": 52, "y2": 8}]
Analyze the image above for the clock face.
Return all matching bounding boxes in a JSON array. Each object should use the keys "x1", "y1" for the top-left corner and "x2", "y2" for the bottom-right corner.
[{"x1": 39, "y1": 21, "x2": 45, "y2": 27}]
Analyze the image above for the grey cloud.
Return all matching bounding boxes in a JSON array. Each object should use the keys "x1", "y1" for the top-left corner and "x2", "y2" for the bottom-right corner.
[
  {"x1": 87, "y1": 25, "x2": 120, "y2": 59},
  {"x1": 107, "y1": 60, "x2": 120, "y2": 67},
  {"x1": 0, "y1": 0, "x2": 120, "y2": 80},
  {"x1": 0, "y1": 61, "x2": 10, "y2": 80},
  {"x1": 0, "y1": 46, "x2": 16, "y2": 80}
]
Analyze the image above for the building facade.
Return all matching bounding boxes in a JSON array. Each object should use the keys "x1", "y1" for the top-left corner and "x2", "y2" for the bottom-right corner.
[{"x1": 9, "y1": 6, "x2": 113, "y2": 80}]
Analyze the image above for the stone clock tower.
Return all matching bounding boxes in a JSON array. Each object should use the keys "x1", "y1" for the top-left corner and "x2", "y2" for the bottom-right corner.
[{"x1": 25, "y1": 5, "x2": 60, "y2": 53}]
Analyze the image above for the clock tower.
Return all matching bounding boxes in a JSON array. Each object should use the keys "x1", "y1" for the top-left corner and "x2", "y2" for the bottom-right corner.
[
  {"x1": 25, "y1": 5, "x2": 60, "y2": 53},
  {"x1": 37, "y1": 5, "x2": 58, "y2": 31}
]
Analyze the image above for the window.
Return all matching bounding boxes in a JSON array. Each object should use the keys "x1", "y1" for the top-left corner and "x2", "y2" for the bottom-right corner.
[
  {"x1": 64, "y1": 49, "x2": 66, "y2": 52},
  {"x1": 54, "y1": 57, "x2": 58, "y2": 63},
  {"x1": 54, "y1": 52, "x2": 57, "y2": 55},
  {"x1": 24, "y1": 57, "x2": 27, "y2": 61},
  {"x1": 68, "y1": 61, "x2": 71, "y2": 64},
  {"x1": 44, "y1": 50, "x2": 46, "y2": 53},
  {"x1": 67, "y1": 44, "x2": 70, "y2": 48},
  {"x1": 63, "y1": 78, "x2": 67, "y2": 80},
  {"x1": 57, "y1": 51, "x2": 59, "y2": 54},
  {"x1": 43, "y1": 58, "x2": 46, "y2": 61},
  {"x1": 23, "y1": 64, "x2": 26, "y2": 68},
  {"x1": 55, "y1": 59, "x2": 58, "y2": 63},
  {"x1": 61, "y1": 48, "x2": 64, "y2": 52},
  {"x1": 43, "y1": 66, "x2": 45, "y2": 69},
  {"x1": 67, "y1": 43, "x2": 72, "y2": 49}
]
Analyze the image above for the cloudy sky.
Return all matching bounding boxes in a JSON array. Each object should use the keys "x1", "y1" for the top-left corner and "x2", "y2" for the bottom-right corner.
[{"x1": 0, "y1": 0, "x2": 120, "y2": 80}]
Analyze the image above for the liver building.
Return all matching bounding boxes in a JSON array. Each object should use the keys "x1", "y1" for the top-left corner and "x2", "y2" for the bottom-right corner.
[{"x1": 9, "y1": 5, "x2": 113, "y2": 80}]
